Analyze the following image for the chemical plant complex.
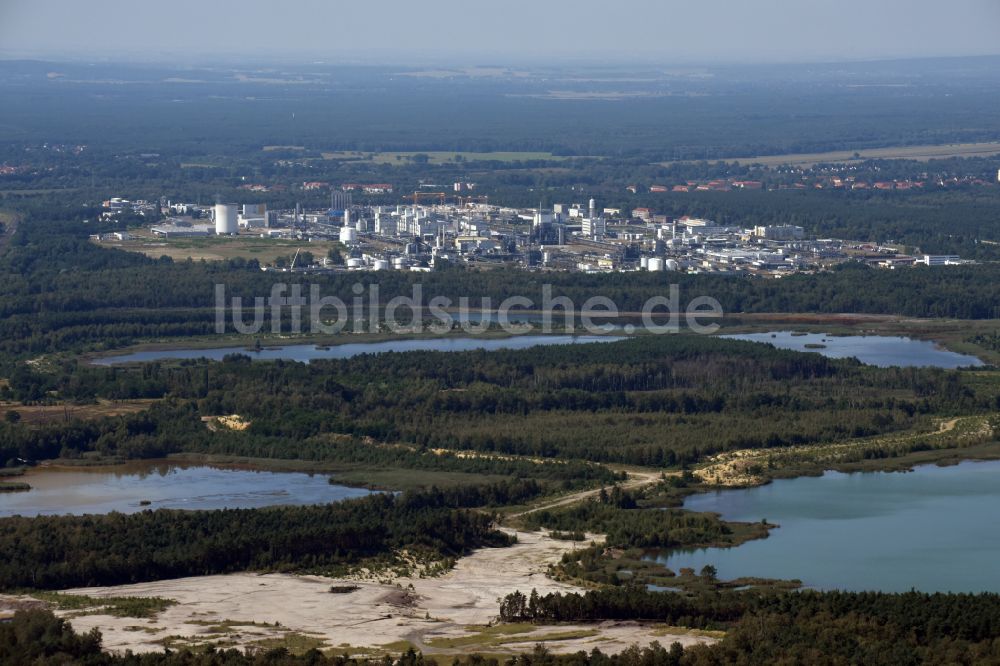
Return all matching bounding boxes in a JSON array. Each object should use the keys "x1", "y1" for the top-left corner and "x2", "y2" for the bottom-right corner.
[{"x1": 95, "y1": 194, "x2": 968, "y2": 275}]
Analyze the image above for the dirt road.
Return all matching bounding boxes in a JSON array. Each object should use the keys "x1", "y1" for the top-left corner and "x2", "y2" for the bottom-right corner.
[{"x1": 509, "y1": 469, "x2": 664, "y2": 519}]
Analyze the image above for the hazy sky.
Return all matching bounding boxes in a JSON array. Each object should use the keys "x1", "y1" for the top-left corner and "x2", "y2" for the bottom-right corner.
[{"x1": 2, "y1": 0, "x2": 999, "y2": 64}]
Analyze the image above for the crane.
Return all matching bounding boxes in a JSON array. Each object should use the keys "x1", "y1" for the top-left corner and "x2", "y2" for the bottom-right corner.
[
  {"x1": 457, "y1": 195, "x2": 490, "y2": 207},
  {"x1": 409, "y1": 191, "x2": 447, "y2": 206}
]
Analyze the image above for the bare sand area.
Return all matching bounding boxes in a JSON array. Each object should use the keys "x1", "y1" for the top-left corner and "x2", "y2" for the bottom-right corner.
[{"x1": 9, "y1": 529, "x2": 715, "y2": 656}]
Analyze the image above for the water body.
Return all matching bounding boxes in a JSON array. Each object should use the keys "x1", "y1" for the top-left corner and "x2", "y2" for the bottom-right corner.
[
  {"x1": 0, "y1": 463, "x2": 372, "y2": 517},
  {"x1": 93, "y1": 335, "x2": 620, "y2": 365},
  {"x1": 721, "y1": 331, "x2": 983, "y2": 368},
  {"x1": 649, "y1": 460, "x2": 1000, "y2": 593}
]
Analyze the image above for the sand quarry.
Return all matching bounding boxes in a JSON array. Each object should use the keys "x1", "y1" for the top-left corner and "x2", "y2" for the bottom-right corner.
[{"x1": 8, "y1": 529, "x2": 716, "y2": 657}]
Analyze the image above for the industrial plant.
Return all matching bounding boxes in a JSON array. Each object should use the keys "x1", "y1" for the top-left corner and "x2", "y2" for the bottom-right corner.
[{"x1": 97, "y1": 192, "x2": 968, "y2": 275}]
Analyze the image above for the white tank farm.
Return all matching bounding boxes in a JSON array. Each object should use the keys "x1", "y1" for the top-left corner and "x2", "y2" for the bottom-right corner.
[
  {"x1": 647, "y1": 257, "x2": 664, "y2": 272},
  {"x1": 214, "y1": 203, "x2": 238, "y2": 235}
]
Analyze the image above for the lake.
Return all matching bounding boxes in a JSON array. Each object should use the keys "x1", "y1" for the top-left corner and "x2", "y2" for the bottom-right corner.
[
  {"x1": 0, "y1": 463, "x2": 372, "y2": 517},
  {"x1": 721, "y1": 331, "x2": 983, "y2": 368},
  {"x1": 649, "y1": 460, "x2": 1000, "y2": 593},
  {"x1": 92, "y1": 335, "x2": 620, "y2": 365}
]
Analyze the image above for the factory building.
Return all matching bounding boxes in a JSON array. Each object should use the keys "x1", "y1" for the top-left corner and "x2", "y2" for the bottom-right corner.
[{"x1": 754, "y1": 225, "x2": 805, "y2": 241}]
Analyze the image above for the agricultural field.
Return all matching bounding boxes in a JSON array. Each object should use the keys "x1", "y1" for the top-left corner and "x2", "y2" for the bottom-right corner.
[{"x1": 665, "y1": 141, "x2": 1000, "y2": 168}]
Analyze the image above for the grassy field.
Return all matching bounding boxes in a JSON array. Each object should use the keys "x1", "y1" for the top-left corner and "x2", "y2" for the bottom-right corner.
[
  {"x1": 0, "y1": 399, "x2": 157, "y2": 426},
  {"x1": 320, "y1": 150, "x2": 572, "y2": 164},
  {"x1": 661, "y1": 141, "x2": 1000, "y2": 167},
  {"x1": 162, "y1": 453, "x2": 519, "y2": 491},
  {"x1": 99, "y1": 231, "x2": 341, "y2": 263}
]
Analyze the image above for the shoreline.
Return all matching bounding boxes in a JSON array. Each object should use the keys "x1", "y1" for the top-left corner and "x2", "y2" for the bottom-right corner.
[{"x1": 78, "y1": 312, "x2": 1000, "y2": 366}]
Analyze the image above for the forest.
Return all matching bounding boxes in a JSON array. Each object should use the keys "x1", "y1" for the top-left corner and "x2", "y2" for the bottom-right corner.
[
  {"x1": 3, "y1": 334, "x2": 994, "y2": 469},
  {"x1": 499, "y1": 587, "x2": 1000, "y2": 664},
  {"x1": 0, "y1": 487, "x2": 522, "y2": 589},
  {"x1": 3, "y1": 58, "x2": 1000, "y2": 160}
]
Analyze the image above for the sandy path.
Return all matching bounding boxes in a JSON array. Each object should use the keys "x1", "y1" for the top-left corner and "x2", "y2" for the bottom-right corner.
[
  {"x1": 510, "y1": 470, "x2": 664, "y2": 518},
  {"x1": 43, "y1": 528, "x2": 712, "y2": 656}
]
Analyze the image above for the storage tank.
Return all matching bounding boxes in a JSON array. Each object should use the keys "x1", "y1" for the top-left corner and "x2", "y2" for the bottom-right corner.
[
  {"x1": 214, "y1": 204, "x2": 238, "y2": 235},
  {"x1": 640, "y1": 257, "x2": 650, "y2": 270},
  {"x1": 346, "y1": 258, "x2": 364, "y2": 268},
  {"x1": 339, "y1": 226, "x2": 358, "y2": 244},
  {"x1": 665, "y1": 259, "x2": 680, "y2": 271},
  {"x1": 373, "y1": 259, "x2": 390, "y2": 271},
  {"x1": 392, "y1": 257, "x2": 407, "y2": 270},
  {"x1": 647, "y1": 257, "x2": 664, "y2": 272}
]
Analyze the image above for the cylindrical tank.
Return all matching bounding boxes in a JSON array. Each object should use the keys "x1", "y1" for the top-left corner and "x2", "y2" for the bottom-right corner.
[
  {"x1": 392, "y1": 257, "x2": 407, "y2": 270},
  {"x1": 542, "y1": 251, "x2": 551, "y2": 265},
  {"x1": 339, "y1": 227, "x2": 357, "y2": 244},
  {"x1": 373, "y1": 259, "x2": 390, "y2": 271},
  {"x1": 346, "y1": 258, "x2": 364, "y2": 268},
  {"x1": 640, "y1": 257, "x2": 650, "y2": 270},
  {"x1": 647, "y1": 257, "x2": 664, "y2": 272},
  {"x1": 665, "y1": 259, "x2": 680, "y2": 271},
  {"x1": 214, "y1": 203, "x2": 238, "y2": 235}
]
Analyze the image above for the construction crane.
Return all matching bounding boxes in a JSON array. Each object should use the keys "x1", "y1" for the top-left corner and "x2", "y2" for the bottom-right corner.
[
  {"x1": 410, "y1": 191, "x2": 447, "y2": 206},
  {"x1": 457, "y1": 195, "x2": 490, "y2": 207}
]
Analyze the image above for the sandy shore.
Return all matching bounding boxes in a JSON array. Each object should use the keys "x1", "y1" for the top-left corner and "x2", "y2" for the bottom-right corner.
[{"x1": 29, "y1": 529, "x2": 714, "y2": 656}]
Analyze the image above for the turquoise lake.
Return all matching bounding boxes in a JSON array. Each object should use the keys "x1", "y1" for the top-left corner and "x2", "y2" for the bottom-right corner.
[{"x1": 649, "y1": 460, "x2": 1000, "y2": 593}]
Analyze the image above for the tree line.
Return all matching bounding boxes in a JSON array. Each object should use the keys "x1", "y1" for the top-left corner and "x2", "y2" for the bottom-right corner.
[{"x1": 0, "y1": 487, "x2": 519, "y2": 590}]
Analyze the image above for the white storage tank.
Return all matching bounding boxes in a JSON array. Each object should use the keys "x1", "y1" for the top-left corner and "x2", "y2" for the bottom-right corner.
[
  {"x1": 339, "y1": 226, "x2": 358, "y2": 244},
  {"x1": 373, "y1": 259, "x2": 390, "y2": 271},
  {"x1": 392, "y1": 257, "x2": 407, "y2": 270},
  {"x1": 346, "y1": 258, "x2": 364, "y2": 268},
  {"x1": 665, "y1": 259, "x2": 680, "y2": 271},
  {"x1": 640, "y1": 257, "x2": 650, "y2": 270},
  {"x1": 647, "y1": 257, "x2": 664, "y2": 272},
  {"x1": 214, "y1": 203, "x2": 238, "y2": 235}
]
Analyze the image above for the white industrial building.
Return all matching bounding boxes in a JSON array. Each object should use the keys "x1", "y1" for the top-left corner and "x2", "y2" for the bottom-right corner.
[
  {"x1": 581, "y1": 216, "x2": 606, "y2": 240},
  {"x1": 754, "y1": 225, "x2": 805, "y2": 241}
]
